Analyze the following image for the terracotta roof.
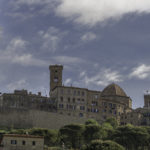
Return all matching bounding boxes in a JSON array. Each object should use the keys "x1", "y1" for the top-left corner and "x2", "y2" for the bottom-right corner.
[
  {"x1": 3, "y1": 134, "x2": 44, "y2": 139},
  {"x1": 101, "y1": 83, "x2": 127, "y2": 97}
]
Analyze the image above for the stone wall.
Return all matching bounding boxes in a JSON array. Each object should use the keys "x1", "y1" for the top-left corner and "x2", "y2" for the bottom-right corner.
[{"x1": 0, "y1": 108, "x2": 88, "y2": 129}]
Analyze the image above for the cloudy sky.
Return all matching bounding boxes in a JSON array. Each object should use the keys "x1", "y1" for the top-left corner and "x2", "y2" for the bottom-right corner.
[{"x1": 1, "y1": 0, "x2": 150, "y2": 108}]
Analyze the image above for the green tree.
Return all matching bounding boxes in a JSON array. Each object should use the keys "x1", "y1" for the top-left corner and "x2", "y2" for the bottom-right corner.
[
  {"x1": 112, "y1": 124, "x2": 149, "y2": 150},
  {"x1": 85, "y1": 119, "x2": 99, "y2": 125},
  {"x1": 105, "y1": 117, "x2": 118, "y2": 129},
  {"x1": 82, "y1": 140, "x2": 125, "y2": 150},
  {"x1": 59, "y1": 124, "x2": 84, "y2": 149}
]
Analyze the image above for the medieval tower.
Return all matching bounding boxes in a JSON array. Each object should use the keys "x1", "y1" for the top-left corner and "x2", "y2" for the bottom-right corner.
[{"x1": 49, "y1": 65, "x2": 63, "y2": 94}]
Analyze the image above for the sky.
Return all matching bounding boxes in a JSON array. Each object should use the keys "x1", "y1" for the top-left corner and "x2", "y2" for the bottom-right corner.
[{"x1": 0, "y1": 0, "x2": 150, "y2": 108}]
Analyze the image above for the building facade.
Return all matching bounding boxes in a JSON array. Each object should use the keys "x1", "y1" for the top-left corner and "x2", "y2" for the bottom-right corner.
[
  {"x1": 0, "y1": 134, "x2": 44, "y2": 150},
  {"x1": 49, "y1": 65, "x2": 132, "y2": 123}
]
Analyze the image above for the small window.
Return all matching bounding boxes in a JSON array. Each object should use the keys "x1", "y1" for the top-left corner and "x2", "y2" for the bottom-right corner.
[
  {"x1": 22, "y1": 141, "x2": 26, "y2": 145},
  {"x1": 79, "y1": 113, "x2": 83, "y2": 117},
  {"x1": 82, "y1": 91, "x2": 85, "y2": 96},
  {"x1": 68, "y1": 98, "x2": 70, "y2": 102},
  {"x1": 54, "y1": 77, "x2": 58, "y2": 82},
  {"x1": 11, "y1": 140, "x2": 17, "y2": 145},
  {"x1": 80, "y1": 106, "x2": 85, "y2": 110},
  {"x1": 73, "y1": 98, "x2": 75, "y2": 103},
  {"x1": 32, "y1": 141, "x2": 36, "y2": 146},
  {"x1": 78, "y1": 91, "x2": 80, "y2": 96},
  {"x1": 60, "y1": 97, "x2": 63, "y2": 102},
  {"x1": 73, "y1": 90, "x2": 76, "y2": 96}
]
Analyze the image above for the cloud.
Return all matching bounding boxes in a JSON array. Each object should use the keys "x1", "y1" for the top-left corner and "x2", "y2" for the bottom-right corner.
[
  {"x1": 81, "y1": 68, "x2": 122, "y2": 86},
  {"x1": 6, "y1": 79, "x2": 29, "y2": 91},
  {"x1": 129, "y1": 64, "x2": 150, "y2": 79},
  {"x1": 64, "y1": 78, "x2": 72, "y2": 85},
  {"x1": 38, "y1": 27, "x2": 67, "y2": 52},
  {"x1": 55, "y1": 0, "x2": 150, "y2": 26},
  {"x1": 81, "y1": 32, "x2": 97, "y2": 42},
  {"x1": 0, "y1": 37, "x2": 47, "y2": 67},
  {"x1": 53, "y1": 56, "x2": 84, "y2": 64}
]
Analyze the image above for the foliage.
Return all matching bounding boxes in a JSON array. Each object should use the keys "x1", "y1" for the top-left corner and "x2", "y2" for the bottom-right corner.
[
  {"x1": 82, "y1": 139, "x2": 125, "y2": 150},
  {"x1": 59, "y1": 124, "x2": 84, "y2": 149},
  {"x1": 85, "y1": 119, "x2": 99, "y2": 125},
  {"x1": 105, "y1": 117, "x2": 118, "y2": 129},
  {"x1": 111, "y1": 124, "x2": 149, "y2": 150}
]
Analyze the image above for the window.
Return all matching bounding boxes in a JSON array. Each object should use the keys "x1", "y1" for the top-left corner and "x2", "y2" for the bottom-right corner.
[
  {"x1": 102, "y1": 102, "x2": 107, "y2": 106},
  {"x1": 11, "y1": 140, "x2": 17, "y2": 145},
  {"x1": 77, "y1": 98, "x2": 80, "y2": 103},
  {"x1": 94, "y1": 95, "x2": 98, "y2": 99},
  {"x1": 82, "y1": 99, "x2": 85, "y2": 103},
  {"x1": 79, "y1": 113, "x2": 83, "y2": 117},
  {"x1": 103, "y1": 109, "x2": 107, "y2": 113},
  {"x1": 109, "y1": 103, "x2": 112, "y2": 108},
  {"x1": 60, "y1": 89, "x2": 63, "y2": 94},
  {"x1": 73, "y1": 98, "x2": 76, "y2": 103},
  {"x1": 73, "y1": 105, "x2": 76, "y2": 110},
  {"x1": 68, "y1": 98, "x2": 70, "y2": 103},
  {"x1": 113, "y1": 104, "x2": 116, "y2": 108},
  {"x1": 78, "y1": 91, "x2": 80, "y2": 96},
  {"x1": 60, "y1": 97, "x2": 63, "y2": 102},
  {"x1": 82, "y1": 91, "x2": 85, "y2": 96},
  {"x1": 92, "y1": 101, "x2": 98, "y2": 106},
  {"x1": 22, "y1": 141, "x2": 26, "y2": 145},
  {"x1": 73, "y1": 90, "x2": 76, "y2": 96},
  {"x1": 32, "y1": 141, "x2": 36, "y2": 146},
  {"x1": 54, "y1": 77, "x2": 58, "y2": 82},
  {"x1": 68, "y1": 89, "x2": 71, "y2": 94},
  {"x1": 80, "y1": 106, "x2": 85, "y2": 110},
  {"x1": 59, "y1": 104, "x2": 64, "y2": 108}
]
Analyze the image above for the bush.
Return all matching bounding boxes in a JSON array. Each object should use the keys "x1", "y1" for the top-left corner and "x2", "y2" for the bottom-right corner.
[{"x1": 83, "y1": 140, "x2": 125, "y2": 150}]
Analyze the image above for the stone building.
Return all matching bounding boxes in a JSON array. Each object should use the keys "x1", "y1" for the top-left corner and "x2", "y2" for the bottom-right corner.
[
  {"x1": 0, "y1": 134, "x2": 44, "y2": 150},
  {"x1": 0, "y1": 89, "x2": 56, "y2": 112},
  {"x1": 120, "y1": 93, "x2": 150, "y2": 126},
  {"x1": 49, "y1": 65, "x2": 132, "y2": 123}
]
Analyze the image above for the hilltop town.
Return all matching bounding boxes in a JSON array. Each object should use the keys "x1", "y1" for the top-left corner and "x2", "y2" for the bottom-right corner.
[{"x1": 0, "y1": 65, "x2": 150, "y2": 129}]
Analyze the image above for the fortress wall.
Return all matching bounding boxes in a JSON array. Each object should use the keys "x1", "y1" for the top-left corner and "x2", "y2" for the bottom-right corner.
[{"x1": 0, "y1": 108, "x2": 88, "y2": 129}]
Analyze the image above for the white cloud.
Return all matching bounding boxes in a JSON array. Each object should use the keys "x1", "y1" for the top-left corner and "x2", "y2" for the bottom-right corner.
[
  {"x1": 81, "y1": 68, "x2": 122, "y2": 86},
  {"x1": 81, "y1": 32, "x2": 97, "y2": 42},
  {"x1": 55, "y1": 0, "x2": 150, "y2": 26},
  {"x1": 129, "y1": 64, "x2": 150, "y2": 79},
  {"x1": 64, "y1": 78, "x2": 72, "y2": 85},
  {"x1": 6, "y1": 79, "x2": 28, "y2": 91},
  {"x1": 80, "y1": 71, "x2": 86, "y2": 77},
  {"x1": 38, "y1": 27, "x2": 67, "y2": 52},
  {"x1": 53, "y1": 56, "x2": 84, "y2": 64},
  {"x1": 0, "y1": 37, "x2": 47, "y2": 67}
]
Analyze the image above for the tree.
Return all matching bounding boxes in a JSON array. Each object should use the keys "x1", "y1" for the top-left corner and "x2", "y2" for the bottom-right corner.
[
  {"x1": 105, "y1": 117, "x2": 118, "y2": 129},
  {"x1": 111, "y1": 124, "x2": 149, "y2": 150},
  {"x1": 84, "y1": 124, "x2": 101, "y2": 143},
  {"x1": 59, "y1": 124, "x2": 84, "y2": 149},
  {"x1": 81, "y1": 140, "x2": 125, "y2": 150},
  {"x1": 85, "y1": 119, "x2": 99, "y2": 125}
]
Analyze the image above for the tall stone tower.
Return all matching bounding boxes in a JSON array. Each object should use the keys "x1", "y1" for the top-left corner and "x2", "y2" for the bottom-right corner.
[
  {"x1": 144, "y1": 94, "x2": 150, "y2": 108},
  {"x1": 49, "y1": 65, "x2": 63, "y2": 93}
]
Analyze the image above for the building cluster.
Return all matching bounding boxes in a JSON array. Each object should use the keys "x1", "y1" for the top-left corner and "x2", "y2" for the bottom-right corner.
[{"x1": 0, "y1": 65, "x2": 150, "y2": 127}]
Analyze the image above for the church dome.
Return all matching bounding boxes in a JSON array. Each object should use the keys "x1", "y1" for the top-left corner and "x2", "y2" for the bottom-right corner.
[{"x1": 101, "y1": 83, "x2": 127, "y2": 97}]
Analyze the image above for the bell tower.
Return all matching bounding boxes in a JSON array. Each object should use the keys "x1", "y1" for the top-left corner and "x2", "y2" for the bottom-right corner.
[{"x1": 49, "y1": 65, "x2": 63, "y2": 93}]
